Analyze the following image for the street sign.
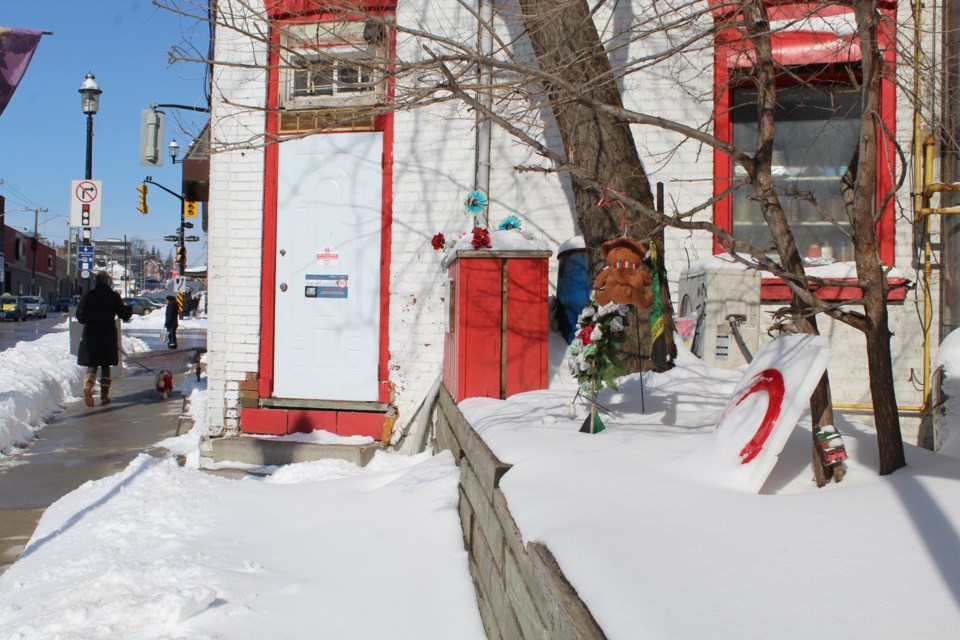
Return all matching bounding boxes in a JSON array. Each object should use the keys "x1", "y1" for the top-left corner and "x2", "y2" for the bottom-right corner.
[
  {"x1": 185, "y1": 236, "x2": 200, "y2": 242},
  {"x1": 174, "y1": 276, "x2": 187, "y2": 293},
  {"x1": 70, "y1": 179, "x2": 103, "y2": 228},
  {"x1": 81, "y1": 269, "x2": 90, "y2": 279},
  {"x1": 164, "y1": 235, "x2": 180, "y2": 242},
  {"x1": 77, "y1": 245, "x2": 94, "y2": 271}
]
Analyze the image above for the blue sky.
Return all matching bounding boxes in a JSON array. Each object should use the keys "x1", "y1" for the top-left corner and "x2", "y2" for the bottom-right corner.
[{"x1": 1, "y1": 1, "x2": 209, "y2": 258}]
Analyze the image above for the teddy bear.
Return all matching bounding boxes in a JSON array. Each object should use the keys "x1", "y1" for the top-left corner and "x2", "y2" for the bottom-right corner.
[{"x1": 593, "y1": 237, "x2": 654, "y2": 309}]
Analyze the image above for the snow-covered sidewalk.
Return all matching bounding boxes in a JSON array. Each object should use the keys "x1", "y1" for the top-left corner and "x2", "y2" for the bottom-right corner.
[{"x1": 0, "y1": 451, "x2": 485, "y2": 640}]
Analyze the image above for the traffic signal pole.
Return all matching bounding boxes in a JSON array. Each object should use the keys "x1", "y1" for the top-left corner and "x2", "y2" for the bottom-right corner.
[
  {"x1": 142, "y1": 176, "x2": 185, "y2": 272},
  {"x1": 142, "y1": 176, "x2": 196, "y2": 311}
]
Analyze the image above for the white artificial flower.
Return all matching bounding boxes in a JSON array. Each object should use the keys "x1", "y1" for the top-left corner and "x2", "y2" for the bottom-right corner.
[
  {"x1": 590, "y1": 326, "x2": 603, "y2": 342},
  {"x1": 610, "y1": 316, "x2": 624, "y2": 332},
  {"x1": 618, "y1": 304, "x2": 629, "y2": 315}
]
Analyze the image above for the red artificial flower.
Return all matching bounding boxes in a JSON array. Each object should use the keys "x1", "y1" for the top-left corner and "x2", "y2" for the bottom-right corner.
[
  {"x1": 431, "y1": 233, "x2": 446, "y2": 250},
  {"x1": 471, "y1": 226, "x2": 491, "y2": 249},
  {"x1": 578, "y1": 325, "x2": 593, "y2": 345}
]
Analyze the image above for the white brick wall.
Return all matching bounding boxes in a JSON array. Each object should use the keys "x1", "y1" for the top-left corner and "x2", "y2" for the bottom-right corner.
[
  {"x1": 205, "y1": 0, "x2": 942, "y2": 443},
  {"x1": 206, "y1": 0, "x2": 268, "y2": 435}
]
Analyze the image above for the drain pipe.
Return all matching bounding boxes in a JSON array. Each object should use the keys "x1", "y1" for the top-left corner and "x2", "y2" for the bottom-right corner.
[{"x1": 475, "y1": 0, "x2": 494, "y2": 227}]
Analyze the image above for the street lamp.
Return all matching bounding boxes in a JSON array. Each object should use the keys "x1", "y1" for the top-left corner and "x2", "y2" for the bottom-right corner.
[
  {"x1": 78, "y1": 71, "x2": 101, "y2": 293},
  {"x1": 169, "y1": 139, "x2": 183, "y2": 164},
  {"x1": 79, "y1": 72, "x2": 101, "y2": 182}
]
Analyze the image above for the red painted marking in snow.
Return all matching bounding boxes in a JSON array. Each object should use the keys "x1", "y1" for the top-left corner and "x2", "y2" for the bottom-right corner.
[{"x1": 734, "y1": 369, "x2": 786, "y2": 464}]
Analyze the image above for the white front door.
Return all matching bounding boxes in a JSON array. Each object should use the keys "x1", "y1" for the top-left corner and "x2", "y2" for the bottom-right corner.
[{"x1": 274, "y1": 132, "x2": 383, "y2": 401}]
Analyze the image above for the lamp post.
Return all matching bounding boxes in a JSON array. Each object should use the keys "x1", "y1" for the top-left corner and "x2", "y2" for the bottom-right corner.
[
  {"x1": 169, "y1": 139, "x2": 183, "y2": 164},
  {"x1": 78, "y1": 71, "x2": 101, "y2": 293}
]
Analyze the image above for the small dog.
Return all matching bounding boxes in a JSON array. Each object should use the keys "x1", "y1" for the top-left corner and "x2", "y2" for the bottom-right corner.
[{"x1": 155, "y1": 369, "x2": 174, "y2": 399}]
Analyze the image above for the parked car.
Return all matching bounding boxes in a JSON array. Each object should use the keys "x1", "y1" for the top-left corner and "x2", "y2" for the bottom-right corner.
[
  {"x1": 123, "y1": 297, "x2": 155, "y2": 316},
  {"x1": 0, "y1": 295, "x2": 27, "y2": 322},
  {"x1": 54, "y1": 298, "x2": 73, "y2": 312},
  {"x1": 141, "y1": 297, "x2": 164, "y2": 310},
  {"x1": 20, "y1": 295, "x2": 47, "y2": 319}
]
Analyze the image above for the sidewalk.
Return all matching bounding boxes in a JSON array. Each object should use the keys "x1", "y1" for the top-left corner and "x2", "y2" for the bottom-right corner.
[{"x1": 0, "y1": 348, "x2": 199, "y2": 576}]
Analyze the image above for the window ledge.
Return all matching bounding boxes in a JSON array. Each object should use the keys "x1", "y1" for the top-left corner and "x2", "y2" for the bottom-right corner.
[{"x1": 760, "y1": 277, "x2": 908, "y2": 302}]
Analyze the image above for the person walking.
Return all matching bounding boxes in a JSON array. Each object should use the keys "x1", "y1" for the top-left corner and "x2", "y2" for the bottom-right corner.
[
  {"x1": 76, "y1": 271, "x2": 133, "y2": 407},
  {"x1": 180, "y1": 290, "x2": 192, "y2": 320},
  {"x1": 165, "y1": 295, "x2": 179, "y2": 349}
]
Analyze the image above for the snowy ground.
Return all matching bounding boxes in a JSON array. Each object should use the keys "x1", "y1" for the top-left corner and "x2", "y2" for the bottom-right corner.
[{"x1": 0, "y1": 320, "x2": 959, "y2": 638}]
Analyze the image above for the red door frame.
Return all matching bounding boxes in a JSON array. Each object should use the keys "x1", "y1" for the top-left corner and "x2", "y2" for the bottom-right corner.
[
  {"x1": 258, "y1": 3, "x2": 396, "y2": 404},
  {"x1": 711, "y1": 1, "x2": 897, "y2": 266}
]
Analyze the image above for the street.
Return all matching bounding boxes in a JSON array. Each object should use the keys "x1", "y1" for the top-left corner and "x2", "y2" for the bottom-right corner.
[
  {"x1": 0, "y1": 312, "x2": 206, "y2": 353},
  {"x1": 0, "y1": 314, "x2": 67, "y2": 352}
]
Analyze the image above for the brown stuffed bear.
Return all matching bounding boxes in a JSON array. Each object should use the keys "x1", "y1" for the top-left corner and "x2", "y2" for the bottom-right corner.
[{"x1": 593, "y1": 237, "x2": 654, "y2": 309}]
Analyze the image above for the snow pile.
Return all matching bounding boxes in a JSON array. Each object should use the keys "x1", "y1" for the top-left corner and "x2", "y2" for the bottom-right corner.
[
  {"x1": 0, "y1": 327, "x2": 148, "y2": 454},
  {"x1": 1, "y1": 323, "x2": 959, "y2": 638},
  {"x1": 457, "y1": 347, "x2": 960, "y2": 638},
  {"x1": 441, "y1": 228, "x2": 549, "y2": 267},
  {"x1": 933, "y1": 327, "x2": 960, "y2": 458},
  {"x1": 0, "y1": 451, "x2": 485, "y2": 640}
]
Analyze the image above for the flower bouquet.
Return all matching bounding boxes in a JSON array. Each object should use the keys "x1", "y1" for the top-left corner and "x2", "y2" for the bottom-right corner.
[{"x1": 568, "y1": 296, "x2": 630, "y2": 433}]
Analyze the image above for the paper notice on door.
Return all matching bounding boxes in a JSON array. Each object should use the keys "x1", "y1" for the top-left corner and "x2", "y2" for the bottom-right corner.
[
  {"x1": 316, "y1": 248, "x2": 340, "y2": 268},
  {"x1": 305, "y1": 274, "x2": 348, "y2": 299}
]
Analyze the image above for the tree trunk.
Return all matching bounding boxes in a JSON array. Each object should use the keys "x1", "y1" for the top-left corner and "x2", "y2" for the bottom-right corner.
[
  {"x1": 516, "y1": 0, "x2": 675, "y2": 372},
  {"x1": 863, "y1": 299, "x2": 907, "y2": 473},
  {"x1": 741, "y1": 1, "x2": 840, "y2": 483},
  {"x1": 846, "y1": 0, "x2": 906, "y2": 473}
]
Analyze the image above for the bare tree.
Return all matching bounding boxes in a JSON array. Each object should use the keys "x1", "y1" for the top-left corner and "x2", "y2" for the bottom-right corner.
[{"x1": 157, "y1": 0, "x2": 922, "y2": 475}]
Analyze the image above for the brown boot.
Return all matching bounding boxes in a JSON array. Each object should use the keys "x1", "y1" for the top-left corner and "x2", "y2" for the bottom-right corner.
[
  {"x1": 83, "y1": 373, "x2": 96, "y2": 407},
  {"x1": 100, "y1": 378, "x2": 112, "y2": 405}
]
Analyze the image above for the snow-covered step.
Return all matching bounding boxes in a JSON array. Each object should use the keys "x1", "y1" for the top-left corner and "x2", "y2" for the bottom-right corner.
[{"x1": 208, "y1": 436, "x2": 377, "y2": 468}]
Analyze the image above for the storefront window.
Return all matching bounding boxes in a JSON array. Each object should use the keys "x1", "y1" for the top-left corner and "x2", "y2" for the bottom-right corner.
[{"x1": 731, "y1": 83, "x2": 861, "y2": 262}]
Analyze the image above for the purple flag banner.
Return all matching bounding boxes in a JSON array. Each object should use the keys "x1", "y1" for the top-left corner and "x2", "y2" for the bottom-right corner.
[{"x1": 0, "y1": 27, "x2": 43, "y2": 117}]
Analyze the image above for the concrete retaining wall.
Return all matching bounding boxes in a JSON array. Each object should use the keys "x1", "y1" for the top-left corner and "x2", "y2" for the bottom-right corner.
[{"x1": 435, "y1": 388, "x2": 606, "y2": 640}]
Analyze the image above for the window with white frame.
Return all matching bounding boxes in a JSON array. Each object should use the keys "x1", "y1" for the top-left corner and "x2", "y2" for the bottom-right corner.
[{"x1": 280, "y1": 21, "x2": 385, "y2": 110}]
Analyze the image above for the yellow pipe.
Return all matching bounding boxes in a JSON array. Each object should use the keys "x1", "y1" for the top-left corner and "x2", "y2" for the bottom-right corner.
[
  {"x1": 912, "y1": 0, "x2": 925, "y2": 224},
  {"x1": 925, "y1": 183, "x2": 960, "y2": 194},
  {"x1": 921, "y1": 136, "x2": 935, "y2": 416},
  {"x1": 833, "y1": 403, "x2": 925, "y2": 413},
  {"x1": 920, "y1": 208, "x2": 960, "y2": 215}
]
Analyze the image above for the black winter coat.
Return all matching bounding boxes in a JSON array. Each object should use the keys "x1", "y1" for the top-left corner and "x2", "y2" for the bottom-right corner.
[
  {"x1": 76, "y1": 283, "x2": 133, "y2": 367},
  {"x1": 165, "y1": 300, "x2": 179, "y2": 329}
]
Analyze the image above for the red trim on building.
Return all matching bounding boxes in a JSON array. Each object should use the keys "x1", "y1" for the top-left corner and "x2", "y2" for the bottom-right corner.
[
  {"x1": 258, "y1": 28, "x2": 283, "y2": 399},
  {"x1": 760, "y1": 277, "x2": 908, "y2": 302},
  {"x1": 267, "y1": 0, "x2": 396, "y2": 19},
  {"x1": 240, "y1": 407, "x2": 384, "y2": 438},
  {"x1": 252, "y1": 7, "x2": 396, "y2": 428}
]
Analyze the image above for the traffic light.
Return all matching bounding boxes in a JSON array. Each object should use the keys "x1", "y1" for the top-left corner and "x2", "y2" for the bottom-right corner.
[
  {"x1": 136, "y1": 184, "x2": 148, "y2": 214},
  {"x1": 176, "y1": 245, "x2": 186, "y2": 265},
  {"x1": 183, "y1": 200, "x2": 198, "y2": 219}
]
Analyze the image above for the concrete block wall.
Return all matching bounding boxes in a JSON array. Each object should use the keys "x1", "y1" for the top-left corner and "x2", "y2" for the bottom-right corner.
[
  {"x1": 206, "y1": 0, "x2": 269, "y2": 435},
  {"x1": 436, "y1": 388, "x2": 606, "y2": 640}
]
